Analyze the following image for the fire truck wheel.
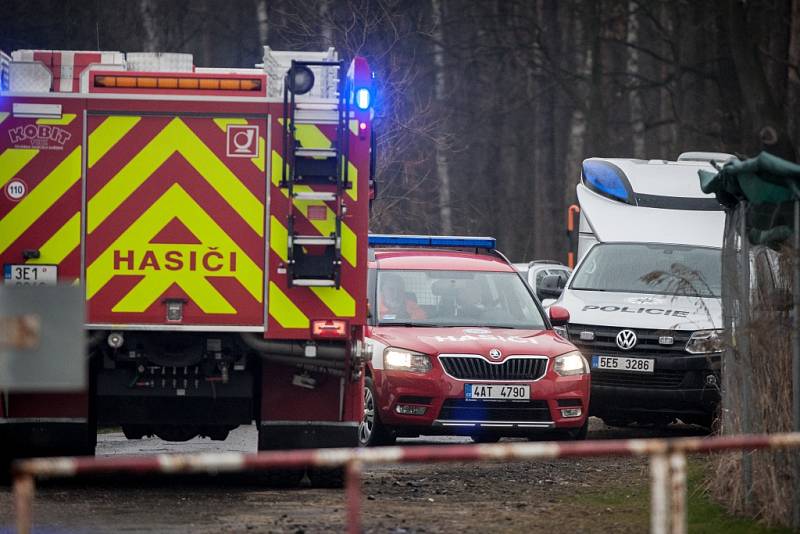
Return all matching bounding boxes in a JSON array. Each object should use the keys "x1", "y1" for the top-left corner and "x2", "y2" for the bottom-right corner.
[
  {"x1": 307, "y1": 466, "x2": 345, "y2": 488},
  {"x1": 260, "y1": 469, "x2": 306, "y2": 488},
  {"x1": 122, "y1": 425, "x2": 148, "y2": 440},
  {"x1": 0, "y1": 454, "x2": 11, "y2": 486},
  {"x1": 359, "y1": 377, "x2": 396, "y2": 447},
  {"x1": 470, "y1": 433, "x2": 501, "y2": 443}
]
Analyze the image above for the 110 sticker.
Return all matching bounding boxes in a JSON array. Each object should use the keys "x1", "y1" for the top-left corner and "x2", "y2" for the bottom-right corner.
[{"x1": 4, "y1": 179, "x2": 27, "y2": 201}]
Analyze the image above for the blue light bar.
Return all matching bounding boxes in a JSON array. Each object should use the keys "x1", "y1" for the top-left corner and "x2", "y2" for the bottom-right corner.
[
  {"x1": 368, "y1": 234, "x2": 497, "y2": 249},
  {"x1": 582, "y1": 160, "x2": 634, "y2": 204}
]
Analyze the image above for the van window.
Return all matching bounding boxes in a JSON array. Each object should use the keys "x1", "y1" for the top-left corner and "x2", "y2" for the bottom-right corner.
[{"x1": 570, "y1": 243, "x2": 721, "y2": 298}]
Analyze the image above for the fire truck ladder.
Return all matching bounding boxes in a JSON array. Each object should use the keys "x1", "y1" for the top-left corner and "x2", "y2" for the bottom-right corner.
[{"x1": 281, "y1": 59, "x2": 351, "y2": 288}]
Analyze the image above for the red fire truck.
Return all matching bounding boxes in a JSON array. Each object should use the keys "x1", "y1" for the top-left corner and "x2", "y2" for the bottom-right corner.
[{"x1": 0, "y1": 47, "x2": 373, "y2": 485}]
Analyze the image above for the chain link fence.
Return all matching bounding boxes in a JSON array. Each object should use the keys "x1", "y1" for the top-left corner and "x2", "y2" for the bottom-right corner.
[{"x1": 713, "y1": 201, "x2": 798, "y2": 526}]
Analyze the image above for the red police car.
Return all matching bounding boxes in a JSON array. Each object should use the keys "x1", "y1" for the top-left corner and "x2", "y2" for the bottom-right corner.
[{"x1": 359, "y1": 235, "x2": 590, "y2": 445}]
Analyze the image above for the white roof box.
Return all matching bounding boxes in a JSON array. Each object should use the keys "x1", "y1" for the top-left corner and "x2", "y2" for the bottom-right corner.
[
  {"x1": 677, "y1": 151, "x2": 735, "y2": 163},
  {"x1": 261, "y1": 47, "x2": 339, "y2": 99}
]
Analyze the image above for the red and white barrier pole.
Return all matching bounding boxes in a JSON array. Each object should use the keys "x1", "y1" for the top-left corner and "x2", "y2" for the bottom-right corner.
[
  {"x1": 346, "y1": 460, "x2": 362, "y2": 534},
  {"x1": 12, "y1": 433, "x2": 800, "y2": 533}
]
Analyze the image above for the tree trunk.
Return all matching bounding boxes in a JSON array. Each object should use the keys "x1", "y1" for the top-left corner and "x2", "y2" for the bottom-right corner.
[
  {"x1": 255, "y1": 0, "x2": 269, "y2": 46},
  {"x1": 626, "y1": 0, "x2": 645, "y2": 157},
  {"x1": 431, "y1": 0, "x2": 453, "y2": 234},
  {"x1": 723, "y1": 0, "x2": 797, "y2": 160},
  {"x1": 786, "y1": 0, "x2": 800, "y2": 155},
  {"x1": 139, "y1": 0, "x2": 160, "y2": 52}
]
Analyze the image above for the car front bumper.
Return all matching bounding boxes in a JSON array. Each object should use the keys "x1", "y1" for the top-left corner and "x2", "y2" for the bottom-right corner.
[
  {"x1": 588, "y1": 353, "x2": 720, "y2": 422},
  {"x1": 373, "y1": 365, "x2": 590, "y2": 436}
]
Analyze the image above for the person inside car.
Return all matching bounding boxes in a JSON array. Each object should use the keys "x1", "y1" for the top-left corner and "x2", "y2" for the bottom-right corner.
[
  {"x1": 455, "y1": 280, "x2": 486, "y2": 319},
  {"x1": 378, "y1": 273, "x2": 426, "y2": 321}
]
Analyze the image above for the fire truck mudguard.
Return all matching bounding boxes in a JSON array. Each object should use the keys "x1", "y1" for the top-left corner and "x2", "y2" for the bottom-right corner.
[{"x1": 0, "y1": 47, "x2": 373, "y2": 485}]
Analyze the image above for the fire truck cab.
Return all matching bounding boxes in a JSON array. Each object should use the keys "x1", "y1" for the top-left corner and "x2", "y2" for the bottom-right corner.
[{"x1": 0, "y1": 47, "x2": 374, "y2": 485}]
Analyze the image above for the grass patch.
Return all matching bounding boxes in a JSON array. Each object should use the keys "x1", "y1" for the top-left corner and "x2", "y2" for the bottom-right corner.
[
  {"x1": 96, "y1": 426, "x2": 122, "y2": 435},
  {"x1": 686, "y1": 459, "x2": 791, "y2": 534},
  {"x1": 570, "y1": 458, "x2": 791, "y2": 533}
]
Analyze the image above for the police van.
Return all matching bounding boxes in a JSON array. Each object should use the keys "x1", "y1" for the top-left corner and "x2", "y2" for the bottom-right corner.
[{"x1": 541, "y1": 153, "x2": 730, "y2": 428}]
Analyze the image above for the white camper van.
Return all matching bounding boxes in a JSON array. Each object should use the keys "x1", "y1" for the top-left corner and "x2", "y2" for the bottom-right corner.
[{"x1": 542, "y1": 153, "x2": 730, "y2": 428}]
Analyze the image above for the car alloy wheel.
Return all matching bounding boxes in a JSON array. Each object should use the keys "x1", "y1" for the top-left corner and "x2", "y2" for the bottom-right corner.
[{"x1": 359, "y1": 383, "x2": 376, "y2": 445}]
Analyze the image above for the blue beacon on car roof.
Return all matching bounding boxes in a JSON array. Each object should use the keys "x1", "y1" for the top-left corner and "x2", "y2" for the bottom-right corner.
[{"x1": 368, "y1": 234, "x2": 497, "y2": 249}]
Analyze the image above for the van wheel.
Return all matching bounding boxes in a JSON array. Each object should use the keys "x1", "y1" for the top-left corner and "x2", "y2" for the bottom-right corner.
[
  {"x1": 359, "y1": 377, "x2": 395, "y2": 447},
  {"x1": 563, "y1": 420, "x2": 589, "y2": 440}
]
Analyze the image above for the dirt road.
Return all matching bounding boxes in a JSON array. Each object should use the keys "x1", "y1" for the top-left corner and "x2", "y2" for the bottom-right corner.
[{"x1": 0, "y1": 419, "x2": 706, "y2": 533}]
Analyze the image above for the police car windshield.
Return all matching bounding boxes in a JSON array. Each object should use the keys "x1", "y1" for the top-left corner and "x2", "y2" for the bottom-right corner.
[
  {"x1": 570, "y1": 243, "x2": 721, "y2": 298},
  {"x1": 376, "y1": 270, "x2": 546, "y2": 329}
]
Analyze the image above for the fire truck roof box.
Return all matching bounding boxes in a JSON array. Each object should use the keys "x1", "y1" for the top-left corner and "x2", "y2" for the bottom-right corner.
[
  {"x1": 577, "y1": 156, "x2": 725, "y2": 249},
  {"x1": 261, "y1": 47, "x2": 339, "y2": 99}
]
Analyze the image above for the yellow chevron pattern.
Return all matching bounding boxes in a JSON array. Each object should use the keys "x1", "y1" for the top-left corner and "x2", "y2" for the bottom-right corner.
[{"x1": 88, "y1": 117, "x2": 264, "y2": 236}]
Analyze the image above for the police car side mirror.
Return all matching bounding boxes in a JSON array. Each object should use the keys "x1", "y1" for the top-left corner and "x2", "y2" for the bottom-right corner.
[
  {"x1": 537, "y1": 274, "x2": 564, "y2": 300},
  {"x1": 549, "y1": 305, "x2": 570, "y2": 327}
]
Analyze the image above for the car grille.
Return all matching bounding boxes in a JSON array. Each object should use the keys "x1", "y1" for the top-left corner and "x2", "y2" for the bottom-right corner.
[
  {"x1": 438, "y1": 356, "x2": 547, "y2": 381},
  {"x1": 567, "y1": 324, "x2": 693, "y2": 356},
  {"x1": 591, "y1": 369, "x2": 687, "y2": 389},
  {"x1": 438, "y1": 399, "x2": 551, "y2": 422}
]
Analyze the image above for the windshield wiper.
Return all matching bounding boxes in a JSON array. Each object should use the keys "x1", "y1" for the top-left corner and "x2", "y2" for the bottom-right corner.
[
  {"x1": 378, "y1": 322, "x2": 434, "y2": 327},
  {"x1": 571, "y1": 287, "x2": 609, "y2": 292}
]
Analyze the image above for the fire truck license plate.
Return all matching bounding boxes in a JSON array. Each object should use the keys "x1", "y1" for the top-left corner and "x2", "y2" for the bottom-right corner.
[
  {"x1": 3, "y1": 265, "x2": 58, "y2": 286},
  {"x1": 465, "y1": 384, "x2": 530, "y2": 400},
  {"x1": 592, "y1": 355, "x2": 654, "y2": 373}
]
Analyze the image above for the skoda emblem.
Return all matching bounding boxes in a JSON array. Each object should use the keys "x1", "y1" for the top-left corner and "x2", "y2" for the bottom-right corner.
[
  {"x1": 616, "y1": 329, "x2": 637, "y2": 351},
  {"x1": 488, "y1": 348, "x2": 502, "y2": 360}
]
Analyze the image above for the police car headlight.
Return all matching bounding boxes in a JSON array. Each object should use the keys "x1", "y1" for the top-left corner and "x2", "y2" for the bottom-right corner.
[
  {"x1": 554, "y1": 351, "x2": 589, "y2": 377},
  {"x1": 685, "y1": 329, "x2": 724, "y2": 354},
  {"x1": 384, "y1": 348, "x2": 431, "y2": 373}
]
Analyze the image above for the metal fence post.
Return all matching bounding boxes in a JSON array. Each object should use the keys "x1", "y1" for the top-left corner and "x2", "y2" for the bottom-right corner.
[
  {"x1": 13, "y1": 471, "x2": 35, "y2": 534},
  {"x1": 669, "y1": 452, "x2": 687, "y2": 534},
  {"x1": 651, "y1": 452, "x2": 670, "y2": 534},
  {"x1": 793, "y1": 198, "x2": 800, "y2": 531},
  {"x1": 739, "y1": 201, "x2": 753, "y2": 512},
  {"x1": 346, "y1": 459, "x2": 363, "y2": 534}
]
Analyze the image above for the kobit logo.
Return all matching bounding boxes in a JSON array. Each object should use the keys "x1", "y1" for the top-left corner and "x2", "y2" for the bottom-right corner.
[
  {"x1": 8, "y1": 124, "x2": 71, "y2": 148},
  {"x1": 615, "y1": 329, "x2": 637, "y2": 351}
]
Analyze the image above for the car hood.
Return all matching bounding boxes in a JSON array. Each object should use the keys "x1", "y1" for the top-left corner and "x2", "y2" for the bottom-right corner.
[
  {"x1": 555, "y1": 289, "x2": 722, "y2": 331},
  {"x1": 368, "y1": 326, "x2": 575, "y2": 359}
]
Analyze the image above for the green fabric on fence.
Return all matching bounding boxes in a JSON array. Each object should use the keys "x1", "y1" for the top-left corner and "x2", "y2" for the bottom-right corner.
[{"x1": 699, "y1": 152, "x2": 800, "y2": 245}]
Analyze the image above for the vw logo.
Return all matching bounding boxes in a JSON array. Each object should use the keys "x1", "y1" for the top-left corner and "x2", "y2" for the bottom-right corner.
[
  {"x1": 616, "y1": 330, "x2": 637, "y2": 351},
  {"x1": 488, "y1": 348, "x2": 502, "y2": 360}
]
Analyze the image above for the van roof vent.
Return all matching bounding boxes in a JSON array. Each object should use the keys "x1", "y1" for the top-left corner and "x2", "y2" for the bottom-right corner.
[{"x1": 677, "y1": 151, "x2": 735, "y2": 163}]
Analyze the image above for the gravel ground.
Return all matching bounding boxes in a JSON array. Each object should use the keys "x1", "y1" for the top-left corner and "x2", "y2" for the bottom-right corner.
[{"x1": 0, "y1": 418, "x2": 707, "y2": 533}]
